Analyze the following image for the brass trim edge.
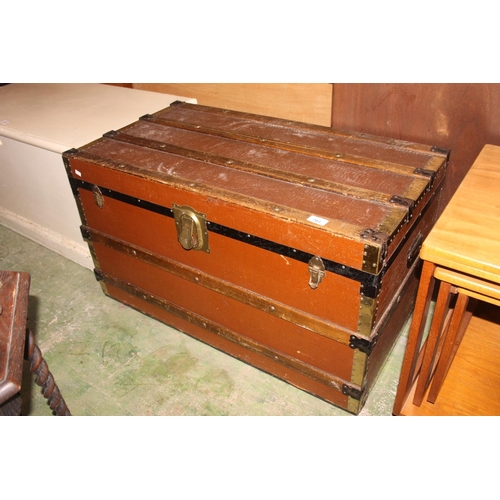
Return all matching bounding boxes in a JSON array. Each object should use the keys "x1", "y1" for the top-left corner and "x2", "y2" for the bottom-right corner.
[
  {"x1": 162, "y1": 102, "x2": 448, "y2": 160},
  {"x1": 351, "y1": 349, "x2": 369, "y2": 387},
  {"x1": 143, "y1": 114, "x2": 430, "y2": 178},
  {"x1": 97, "y1": 269, "x2": 359, "y2": 396},
  {"x1": 84, "y1": 226, "x2": 355, "y2": 346},
  {"x1": 347, "y1": 396, "x2": 361, "y2": 414},
  {"x1": 357, "y1": 296, "x2": 379, "y2": 337},
  {"x1": 66, "y1": 149, "x2": 367, "y2": 245},
  {"x1": 105, "y1": 129, "x2": 396, "y2": 206}
]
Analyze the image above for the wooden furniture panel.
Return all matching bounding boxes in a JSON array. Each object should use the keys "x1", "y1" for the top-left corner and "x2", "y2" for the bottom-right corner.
[
  {"x1": 393, "y1": 144, "x2": 500, "y2": 415},
  {"x1": 400, "y1": 302, "x2": 500, "y2": 416},
  {"x1": 132, "y1": 83, "x2": 333, "y2": 126},
  {"x1": 331, "y1": 83, "x2": 500, "y2": 214}
]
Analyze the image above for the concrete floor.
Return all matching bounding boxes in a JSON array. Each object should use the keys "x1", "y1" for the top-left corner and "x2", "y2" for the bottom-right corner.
[{"x1": 0, "y1": 223, "x2": 410, "y2": 416}]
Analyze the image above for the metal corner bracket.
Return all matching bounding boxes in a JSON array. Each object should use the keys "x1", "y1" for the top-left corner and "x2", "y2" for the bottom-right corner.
[
  {"x1": 342, "y1": 384, "x2": 364, "y2": 401},
  {"x1": 360, "y1": 228, "x2": 388, "y2": 274},
  {"x1": 349, "y1": 335, "x2": 377, "y2": 355}
]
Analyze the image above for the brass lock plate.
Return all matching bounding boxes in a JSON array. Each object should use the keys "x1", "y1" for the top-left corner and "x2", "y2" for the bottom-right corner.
[
  {"x1": 308, "y1": 255, "x2": 325, "y2": 289},
  {"x1": 172, "y1": 204, "x2": 210, "y2": 253}
]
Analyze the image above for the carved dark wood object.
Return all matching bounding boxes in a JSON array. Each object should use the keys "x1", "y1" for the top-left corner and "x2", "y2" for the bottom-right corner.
[
  {"x1": 25, "y1": 329, "x2": 71, "y2": 416},
  {"x1": 0, "y1": 270, "x2": 70, "y2": 416}
]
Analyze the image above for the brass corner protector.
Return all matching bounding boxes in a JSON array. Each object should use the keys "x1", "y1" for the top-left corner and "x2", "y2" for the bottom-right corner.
[
  {"x1": 357, "y1": 295, "x2": 378, "y2": 337},
  {"x1": 360, "y1": 229, "x2": 388, "y2": 274}
]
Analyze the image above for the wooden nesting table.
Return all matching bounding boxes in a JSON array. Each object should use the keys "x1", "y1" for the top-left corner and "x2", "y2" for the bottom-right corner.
[{"x1": 393, "y1": 144, "x2": 500, "y2": 416}]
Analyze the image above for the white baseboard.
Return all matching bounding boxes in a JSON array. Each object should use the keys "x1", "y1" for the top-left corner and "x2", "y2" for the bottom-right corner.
[{"x1": 0, "y1": 207, "x2": 93, "y2": 270}]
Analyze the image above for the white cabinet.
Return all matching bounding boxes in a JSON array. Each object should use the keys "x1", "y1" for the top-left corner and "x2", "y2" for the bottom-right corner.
[{"x1": 0, "y1": 84, "x2": 196, "y2": 269}]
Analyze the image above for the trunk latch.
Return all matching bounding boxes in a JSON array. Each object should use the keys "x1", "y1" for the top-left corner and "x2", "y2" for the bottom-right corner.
[
  {"x1": 308, "y1": 256, "x2": 325, "y2": 289},
  {"x1": 172, "y1": 204, "x2": 210, "y2": 253}
]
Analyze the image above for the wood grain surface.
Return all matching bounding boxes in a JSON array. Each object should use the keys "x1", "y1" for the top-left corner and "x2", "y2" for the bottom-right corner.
[
  {"x1": 401, "y1": 302, "x2": 500, "y2": 416},
  {"x1": 421, "y1": 144, "x2": 500, "y2": 283},
  {"x1": 331, "y1": 84, "x2": 500, "y2": 215}
]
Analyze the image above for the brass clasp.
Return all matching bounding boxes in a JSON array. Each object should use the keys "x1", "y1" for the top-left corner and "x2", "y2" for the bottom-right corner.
[
  {"x1": 308, "y1": 256, "x2": 325, "y2": 289},
  {"x1": 172, "y1": 204, "x2": 210, "y2": 253}
]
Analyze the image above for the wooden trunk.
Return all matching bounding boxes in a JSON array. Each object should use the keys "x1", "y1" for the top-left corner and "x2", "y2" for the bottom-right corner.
[{"x1": 63, "y1": 102, "x2": 448, "y2": 414}]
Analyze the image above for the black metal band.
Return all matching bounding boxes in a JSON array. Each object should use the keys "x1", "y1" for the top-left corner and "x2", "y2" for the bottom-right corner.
[{"x1": 71, "y1": 178, "x2": 381, "y2": 297}]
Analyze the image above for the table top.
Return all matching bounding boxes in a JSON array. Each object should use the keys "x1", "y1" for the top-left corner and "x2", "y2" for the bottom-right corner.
[
  {"x1": 0, "y1": 84, "x2": 196, "y2": 153},
  {"x1": 421, "y1": 144, "x2": 500, "y2": 283}
]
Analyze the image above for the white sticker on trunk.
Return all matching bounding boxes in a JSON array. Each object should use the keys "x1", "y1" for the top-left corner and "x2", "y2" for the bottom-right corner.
[
  {"x1": 307, "y1": 215, "x2": 329, "y2": 226},
  {"x1": 75, "y1": 169, "x2": 82, "y2": 177}
]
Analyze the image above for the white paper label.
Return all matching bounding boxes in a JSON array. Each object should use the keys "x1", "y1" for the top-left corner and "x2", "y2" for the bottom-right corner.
[
  {"x1": 307, "y1": 215, "x2": 329, "y2": 226},
  {"x1": 75, "y1": 169, "x2": 82, "y2": 177}
]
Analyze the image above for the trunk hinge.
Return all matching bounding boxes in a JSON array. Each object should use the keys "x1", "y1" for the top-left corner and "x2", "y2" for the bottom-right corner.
[
  {"x1": 342, "y1": 384, "x2": 364, "y2": 401},
  {"x1": 80, "y1": 226, "x2": 91, "y2": 241},
  {"x1": 389, "y1": 195, "x2": 415, "y2": 220},
  {"x1": 349, "y1": 335, "x2": 377, "y2": 355},
  {"x1": 94, "y1": 269, "x2": 104, "y2": 282},
  {"x1": 430, "y1": 145, "x2": 450, "y2": 156}
]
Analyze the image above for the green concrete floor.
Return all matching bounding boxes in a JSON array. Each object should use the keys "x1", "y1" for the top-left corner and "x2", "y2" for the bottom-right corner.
[{"x1": 0, "y1": 223, "x2": 410, "y2": 416}]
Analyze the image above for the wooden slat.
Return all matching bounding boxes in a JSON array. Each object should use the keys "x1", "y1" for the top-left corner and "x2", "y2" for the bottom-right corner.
[
  {"x1": 145, "y1": 110, "x2": 430, "y2": 178},
  {"x1": 107, "y1": 129, "x2": 396, "y2": 205},
  {"x1": 435, "y1": 267, "x2": 500, "y2": 302},
  {"x1": 98, "y1": 269, "x2": 358, "y2": 395},
  {"x1": 169, "y1": 102, "x2": 444, "y2": 156},
  {"x1": 84, "y1": 226, "x2": 354, "y2": 345}
]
